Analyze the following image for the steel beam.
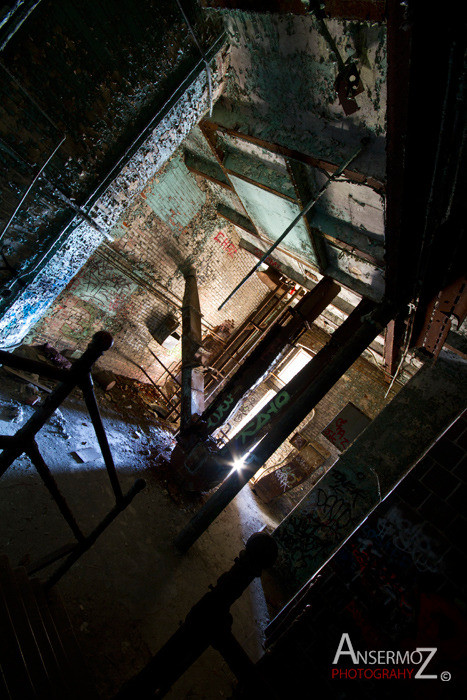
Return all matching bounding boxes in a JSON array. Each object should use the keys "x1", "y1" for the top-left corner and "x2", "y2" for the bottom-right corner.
[
  {"x1": 382, "y1": 316, "x2": 405, "y2": 381},
  {"x1": 175, "y1": 298, "x2": 396, "y2": 550},
  {"x1": 200, "y1": 279, "x2": 340, "y2": 436}
]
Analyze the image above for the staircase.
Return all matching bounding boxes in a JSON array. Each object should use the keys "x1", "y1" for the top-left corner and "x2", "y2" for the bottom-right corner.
[{"x1": 0, "y1": 555, "x2": 98, "y2": 699}]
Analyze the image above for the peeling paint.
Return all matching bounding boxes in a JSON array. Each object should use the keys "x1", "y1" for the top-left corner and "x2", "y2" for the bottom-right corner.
[{"x1": 0, "y1": 43, "x2": 228, "y2": 348}]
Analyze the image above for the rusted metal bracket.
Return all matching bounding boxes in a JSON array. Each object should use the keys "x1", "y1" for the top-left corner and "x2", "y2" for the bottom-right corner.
[{"x1": 414, "y1": 277, "x2": 467, "y2": 358}]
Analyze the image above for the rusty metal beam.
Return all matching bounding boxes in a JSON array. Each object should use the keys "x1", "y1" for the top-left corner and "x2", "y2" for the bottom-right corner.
[
  {"x1": 414, "y1": 277, "x2": 467, "y2": 359},
  {"x1": 200, "y1": 278, "x2": 340, "y2": 437},
  {"x1": 382, "y1": 316, "x2": 405, "y2": 381},
  {"x1": 203, "y1": 120, "x2": 385, "y2": 194},
  {"x1": 286, "y1": 159, "x2": 328, "y2": 272},
  {"x1": 175, "y1": 298, "x2": 396, "y2": 550}
]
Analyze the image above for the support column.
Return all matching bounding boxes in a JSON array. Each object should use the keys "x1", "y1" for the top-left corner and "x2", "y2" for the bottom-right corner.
[
  {"x1": 199, "y1": 278, "x2": 340, "y2": 437},
  {"x1": 175, "y1": 299, "x2": 396, "y2": 549},
  {"x1": 271, "y1": 348, "x2": 467, "y2": 601},
  {"x1": 180, "y1": 267, "x2": 204, "y2": 433}
]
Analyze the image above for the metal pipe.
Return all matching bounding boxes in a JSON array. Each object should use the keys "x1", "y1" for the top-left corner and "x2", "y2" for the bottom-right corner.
[{"x1": 218, "y1": 139, "x2": 369, "y2": 310}]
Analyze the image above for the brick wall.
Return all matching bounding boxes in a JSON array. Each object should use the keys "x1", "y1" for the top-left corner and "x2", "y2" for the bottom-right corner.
[
  {"x1": 27, "y1": 150, "x2": 269, "y2": 382},
  {"x1": 225, "y1": 321, "x2": 399, "y2": 514},
  {"x1": 256, "y1": 410, "x2": 467, "y2": 699}
]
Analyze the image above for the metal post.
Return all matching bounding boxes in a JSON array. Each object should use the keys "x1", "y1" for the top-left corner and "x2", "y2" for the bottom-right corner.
[
  {"x1": 200, "y1": 279, "x2": 340, "y2": 436},
  {"x1": 180, "y1": 267, "x2": 204, "y2": 432},
  {"x1": 175, "y1": 300, "x2": 396, "y2": 551},
  {"x1": 80, "y1": 373, "x2": 124, "y2": 503}
]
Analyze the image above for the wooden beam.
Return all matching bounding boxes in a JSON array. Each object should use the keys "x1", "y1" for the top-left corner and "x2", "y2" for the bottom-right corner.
[{"x1": 203, "y1": 119, "x2": 385, "y2": 194}]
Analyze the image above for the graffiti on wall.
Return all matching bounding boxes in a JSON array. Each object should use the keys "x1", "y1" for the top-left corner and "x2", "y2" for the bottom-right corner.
[
  {"x1": 237, "y1": 389, "x2": 291, "y2": 446},
  {"x1": 273, "y1": 463, "x2": 378, "y2": 585},
  {"x1": 214, "y1": 230, "x2": 237, "y2": 258},
  {"x1": 68, "y1": 257, "x2": 137, "y2": 316}
]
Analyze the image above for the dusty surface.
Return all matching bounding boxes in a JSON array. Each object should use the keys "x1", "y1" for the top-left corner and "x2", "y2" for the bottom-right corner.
[{"x1": 0, "y1": 370, "x2": 275, "y2": 699}]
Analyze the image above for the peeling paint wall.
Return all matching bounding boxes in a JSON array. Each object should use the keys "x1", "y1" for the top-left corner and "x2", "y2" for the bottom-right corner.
[
  {"x1": 0, "y1": 41, "x2": 228, "y2": 348},
  {"x1": 27, "y1": 143, "x2": 269, "y2": 382},
  {"x1": 214, "y1": 11, "x2": 387, "y2": 180},
  {"x1": 0, "y1": 0, "x2": 227, "y2": 346}
]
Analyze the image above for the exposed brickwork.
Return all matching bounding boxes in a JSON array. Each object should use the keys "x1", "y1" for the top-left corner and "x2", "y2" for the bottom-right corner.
[
  {"x1": 27, "y1": 150, "x2": 269, "y2": 382},
  {"x1": 257, "y1": 410, "x2": 467, "y2": 699},
  {"x1": 226, "y1": 321, "x2": 399, "y2": 514}
]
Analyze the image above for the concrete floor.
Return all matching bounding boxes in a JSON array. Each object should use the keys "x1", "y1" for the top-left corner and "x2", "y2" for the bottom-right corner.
[{"x1": 0, "y1": 371, "x2": 278, "y2": 699}]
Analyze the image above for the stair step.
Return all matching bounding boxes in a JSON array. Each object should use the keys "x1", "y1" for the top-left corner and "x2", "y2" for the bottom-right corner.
[
  {"x1": 14, "y1": 567, "x2": 68, "y2": 699},
  {"x1": 0, "y1": 555, "x2": 36, "y2": 698},
  {"x1": 30, "y1": 580, "x2": 81, "y2": 699},
  {"x1": 46, "y1": 588, "x2": 98, "y2": 699}
]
